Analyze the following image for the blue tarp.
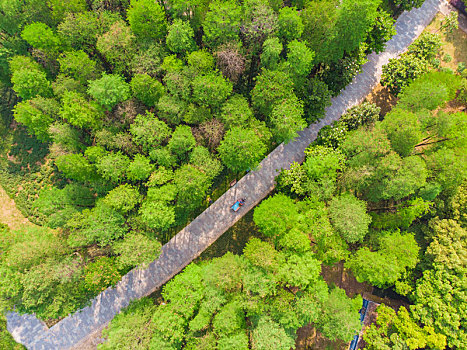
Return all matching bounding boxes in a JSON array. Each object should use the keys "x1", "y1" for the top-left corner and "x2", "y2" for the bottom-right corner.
[
  {"x1": 349, "y1": 335, "x2": 359, "y2": 350},
  {"x1": 348, "y1": 298, "x2": 370, "y2": 350}
]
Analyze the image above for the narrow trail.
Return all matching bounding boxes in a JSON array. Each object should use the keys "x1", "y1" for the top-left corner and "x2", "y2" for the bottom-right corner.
[{"x1": 6, "y1": 1, "x2": 444, "y2": 348}]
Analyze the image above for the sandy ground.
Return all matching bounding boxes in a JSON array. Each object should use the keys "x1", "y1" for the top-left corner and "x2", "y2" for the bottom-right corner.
[{"x1": 0, "y1": 185, "x2": 31, "y2": 230}]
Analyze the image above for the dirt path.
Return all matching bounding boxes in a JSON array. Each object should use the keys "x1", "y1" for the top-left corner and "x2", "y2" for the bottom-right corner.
[{"x1": 0, "y1": 185, "x2": 31, "y2": 230}]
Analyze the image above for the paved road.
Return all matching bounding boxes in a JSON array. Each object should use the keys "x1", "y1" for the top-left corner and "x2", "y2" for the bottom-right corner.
[{"x1": 6, "y1": 1, "x2": 444, "y2": 348}]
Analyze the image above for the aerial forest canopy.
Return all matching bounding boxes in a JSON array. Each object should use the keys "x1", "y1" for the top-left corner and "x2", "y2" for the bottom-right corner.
[
  {"x1": 0, "y1": 0, "x2": 402, "y2": 320},
  {"x1": 2, "y1": 0, "x2": 466, "y2": 349},
  {"x1": 98, "y1": 64, "x2": 467, "y2": 349}
]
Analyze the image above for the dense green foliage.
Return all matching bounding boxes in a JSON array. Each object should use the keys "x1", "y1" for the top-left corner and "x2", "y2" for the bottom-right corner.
[
  {"x1": 99, "y1": 236, "x2": 361, "y2": 349},
  {"x1": 276, "y1": 63, "x2": 466, "y2": 349},
  {"x1": 7, "y1": 2, "x2": 466, "y2": 350}
]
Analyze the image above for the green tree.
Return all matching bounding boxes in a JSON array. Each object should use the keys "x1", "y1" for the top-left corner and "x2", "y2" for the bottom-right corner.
[
  {"x1": 57, "y1": 11, "x2": 111, "y2": 52},
  {"x1": 260, "y1": 37, "x2": 283, "y2": 70},
  {"x1": 174, "y1": 164, "x2": 211, "y2": 211},
  {"x1": 130, "y1": 112, "x2": 171, "y2": 153},
  {"x1": 317, "y1": 288, "x2": 362, "y2": 341},
  {"x1": 21, "y1": 22, "x2": 61, "y2": 55},
  {"x1": 241, "y1": 0, "x2": 278, "y2": 46},
  {"x1": 269, "y1": 96, "x2": 306, "y2": 143},
  {"x1": 251, "y1": 316, "x2": 296, "y2": 350},
  {"x1": 253, "y1": 193, "x2": 300, "y2": 240},
  {"x1": 190, "y1": 146, "x2": 223, "y2": 180},
  {"x1": 345, "y1": 231, "x2": 419, "y2": 288},
  {"x1": 96, "y1": 152, "x2": 131, "y2": 183},
  {"x1": 213, "y1": 301, "x2": 245, "y2": 336},
  {"x1": 251, "y1": 69, "x2": 295, "y2": 117},
  {"x1": 113, "y1": 233, "x2": 161, "y2": 270},
  {"x1": 243, "y1": 238, "x2": 282, "y2": 272},
  {"x1": 10, "y1": 59, "x2": 52, "y2": 100},
  {"x1": 52, "y1": 74, "x2": 86, "y2": 96},
  {"x1": 301, "y1": 0, "x2": 338, "y2": 64},
  {"x1": 300, "y1": 145, "x2": 345, "y2": 200},
  {"x1": 325, "y1": 0, "x2": 379, "y2": 62},
  {"x1": 192, "y1": 73, "x2": 233, "y2": 109},
  {"x1": 220, "y1": 94, "x2": 253, "y2": 129},
  {"x1": 329, "y1": 193, "x2": 372, "y2": 243},
  {"x1": 66, "y1": 202, "x2": 127, "y2": 247},
  {"x1": 381, "y1": 54, "x2": 429, "y2": 96},
  {"x1": 202, "y1": 0, "x2": 242, "y2": 48},
  {"x1": 365, "y1": 10, "x2": 396, "y2": 54},
  {"x1": 87, "y1": 73, "x2": 131, "y2": 111},
  {"x1": 47, "y1": 0, "x2": 87, "y2": 24},
  {"x1": 277, "y1": 6, "x2": 303, "y2": 42},
  {"x1": 139, "y1": 199, "x2": 176, "y2": 231},
  {"x1": 127, "y1": 0, "x2": 167, "y2": 42},
  {"x1": 299, "y1": 198, "x2": 349, "y2": 264},
  {"x1": 2, "y1": 226, "x2": 68, "y2": 272},
  {"x1": 15, "y1": 257, "x2": 87, "y2": 319},
  {"x1": 394, "y1": 0, "x2": 427, "y2": 12},
  {"x1": 278, "y1": 252, "x2": 321, "y2": 289},
  {"x1": 13, "y1": 97, "x2": 59, "y2": 141},
  {"x1": 167, "y1": 125, "x2": 196, "y2": 160},
  {"x1": 187, "y1": 50, "x2": 215, "y2": 74},
  {"x1": 166, "y1": 19, "x2": 197, "y2": 54},
  {"x1": 98, "y1": 298, "x2": 156, "y2": 350},
  {"x1": 33, "y1": 184, "x2": 95, "y2": 228},
  {"x1": 149, "y1": 148, "x2": 177, "y2": 168},
  {"x1": 58, "y1": 50, "x2": 100, "y2": 84},
  {"x1": 60, "y1": 91, "x2": 102, "y2": 128},
  {"x1": 130, "y1": 74, "x2": 165, "y2": 107},
  {"x1": 127, "y1": 154, "x2": 154, "y2": 181},
  {"x1": 96, "y1": 21, "x2": 136, "y2": 73},
  {"x1": 103, "y1": 184, "x2": 141, "y2": 214},
  {"x1": 380, "y1": 109, "x2": 423, "y2": 157},
  {"x1": 218, "y1": 127, "x2": 267, "y2": 172},
  {"x1": 295, "y1": 77, "x2": 332, "y2": 123},
  {"x1": 363, "y1": 304, "x2": 447, "y2": 350},
  {"x1": 217, "y1": 332, "x2": 249, "y2": 350},
  {"x1": 285, "y1": 39, "x2": 315, "y2": 84},
  {"x1": 339, "y1": 102, "x2": 380, "y2": 131},
  {"x1": 426, "y1": 147, "x2": 466, "y2": 192},
  {"x1": 398, "y1": 79, "x2": 449, "y2": 113},
  {"x1": 55, "y1": 153, "x2": 97, "y2": 182},
  {"x1": 166, "y1": 0, "x2": 210, "y2": 30},
  {"x1": 84, "y1": 257, "x2": 121, "y2": 294}
]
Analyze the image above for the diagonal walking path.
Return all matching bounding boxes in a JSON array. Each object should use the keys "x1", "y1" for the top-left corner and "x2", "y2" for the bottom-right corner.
[{"x1": 6, "y1": 1, "x2": 444, "y2": 348}]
